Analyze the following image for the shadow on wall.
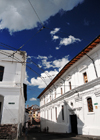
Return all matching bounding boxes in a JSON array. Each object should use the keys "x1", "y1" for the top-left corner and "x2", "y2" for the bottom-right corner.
[{"x1": 40, "y1": 102, "x2": 84, "y2": 135}]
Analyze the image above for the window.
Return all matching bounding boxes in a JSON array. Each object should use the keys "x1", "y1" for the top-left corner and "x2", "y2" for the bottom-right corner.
[
  {"x1": 87, "y1": 97, "x2": 93, "y2": 112},
  {"x1": 51, "y1": 109, "x2": 52, "y2": 120},
  {"x1": 47, "y1": 110, "x2": 49, "y2": 119},
  {"x1": 55, "y1": 107, "x2": 57, "y2": 120},
  {"x1": 0, "y1": 66, "x2": 4, "y2": 81},
  {"x1": 44, "y1": 96, "x2": 45, "y2": 105},
  {"x1": 61, "y1": 88, "x2": 63, "y2": 95},
  {"x1": 55, "y1": 91, "x2": 56, "y2": 99},
  {"x1": 83, "y1": 72, "x2": 88, "y2": 83},
  {"x1": 62, "y1": 105, "x2": 64, "y2": 120},
  {"x1": 50, "y1": 95, "x2": 51, "y2": 101},
  {"x1": 69, "y1": 81, "x2": 71, "y2": 90}
]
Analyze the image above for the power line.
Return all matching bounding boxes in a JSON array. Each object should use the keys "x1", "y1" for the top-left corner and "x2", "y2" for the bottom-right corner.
[
  {"x1": 11, "y1": 26, "x2": 45, "y2": 58},
  {"x1": 28, "y1": 0, "x2": 44, "y2": 27},
  {"x1": 27, "y1": 0, "x2": 67, "y2": 35},
  {"x1": 0, "y1": 49, "x2": 51, "y2": 89},
  {"x1": 27, "y1": 65, "x2": 48, "y2": 87},
  {"x1": 0, "y1": 42, "x2": 17, "y2": 50}
]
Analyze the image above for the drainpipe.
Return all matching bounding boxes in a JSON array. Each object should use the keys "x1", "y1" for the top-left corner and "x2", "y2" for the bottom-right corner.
[
  {"x1": 85, "y1": 53, "x2": 98, "y2": 78},
  {"x1": 60, "y1": 78, "x2": 65, "y2": 94}
]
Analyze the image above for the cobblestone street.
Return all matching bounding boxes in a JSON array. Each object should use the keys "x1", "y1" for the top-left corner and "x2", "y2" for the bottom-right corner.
[{"x1": 18, "y1": 126, "x2": 89, "y2": 140}]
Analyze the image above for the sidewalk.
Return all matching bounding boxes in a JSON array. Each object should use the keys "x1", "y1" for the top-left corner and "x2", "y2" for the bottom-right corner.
[{"x1": 76, "y1": 134, "x2": 100, "y2": 140}]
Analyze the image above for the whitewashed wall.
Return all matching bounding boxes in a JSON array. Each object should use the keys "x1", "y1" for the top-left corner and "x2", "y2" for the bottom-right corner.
[
  {"x1": 0, "y1": 50, "x2": 26, "y2": 131},
  {"x1": 40, "y1": 44, "x2": 100, "y2": 136}
]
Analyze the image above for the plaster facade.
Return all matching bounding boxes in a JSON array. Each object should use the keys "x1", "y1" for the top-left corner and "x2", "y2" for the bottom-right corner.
[
  {"x1": 39, "y1": 38, "x2": 100, "y2": 136},
  {"x1": 0, "y1": 50, "x2": 27, "y2": 138}
]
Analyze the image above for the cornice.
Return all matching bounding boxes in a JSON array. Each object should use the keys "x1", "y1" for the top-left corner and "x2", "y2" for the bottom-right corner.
[{"x1": 40, "y1": 77, "x2": 100, "y2": 109}]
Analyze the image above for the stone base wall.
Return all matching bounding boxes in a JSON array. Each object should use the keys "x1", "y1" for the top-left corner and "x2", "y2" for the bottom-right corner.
[{"x1": 0, "y1": 124, "x2": 18, "y2": 139}]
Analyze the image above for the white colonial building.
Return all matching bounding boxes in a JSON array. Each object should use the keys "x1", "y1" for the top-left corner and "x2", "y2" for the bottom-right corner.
[
  {"x1": 0, "y1": 50, "x2": 27, "y2": 139},
  {"x1": 38, "y1": 35, "x2": 100, "y2": 136}
]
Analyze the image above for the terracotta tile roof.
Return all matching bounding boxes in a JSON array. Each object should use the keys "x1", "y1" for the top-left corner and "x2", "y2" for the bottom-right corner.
[{"x1": 37, "y1": 35, "x2": 100, "y2": 99}]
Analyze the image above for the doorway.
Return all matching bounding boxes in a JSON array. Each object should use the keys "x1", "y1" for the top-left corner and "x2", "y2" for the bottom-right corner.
[
  {"x1": 70, "y1": 115, "x2": 78, "y2": 134},
  {"x1": 0, "y1": 102, "x2": 1, "y2": 123}
]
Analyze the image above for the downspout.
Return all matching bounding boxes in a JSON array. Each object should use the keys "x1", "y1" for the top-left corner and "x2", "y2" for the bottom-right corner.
[
  {"x1": 60, "y1": 78, "x2": 65, "y2": 94},
  {"x1": 85, "y1": 53, "x2": 98, "y2": 78}
]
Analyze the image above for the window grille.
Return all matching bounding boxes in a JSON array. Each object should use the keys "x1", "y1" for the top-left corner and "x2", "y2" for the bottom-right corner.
[{"x1": 87, "y1": 97, "x2": 93, "y2": 112}]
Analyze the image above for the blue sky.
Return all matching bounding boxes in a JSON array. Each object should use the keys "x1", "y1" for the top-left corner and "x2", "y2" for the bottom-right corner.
[{"x1": 0, "y1": 0, "x2": 100, "y2": 107}]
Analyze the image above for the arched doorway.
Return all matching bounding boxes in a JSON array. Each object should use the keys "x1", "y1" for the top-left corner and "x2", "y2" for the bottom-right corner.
[{"x1": 0, "y1": 95, "x2": 4, "y2": 124}]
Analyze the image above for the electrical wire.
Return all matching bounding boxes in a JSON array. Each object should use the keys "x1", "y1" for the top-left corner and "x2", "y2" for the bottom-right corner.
[
  {"x1": 0, "y1": 49, "x2": 51, "y2": 89},
  {"x1": 0, "y1": 42, "x2": 17, "y2": 50},
  {"x1": 27, "y1": 65, "x2": 48, "y2": 87},
  {"x1": 27, "y1": 0, "x2": 44, "y2": 27},
  {"x1": 27, "y1": 0, "x2": 67, "y2": 35},
  {"x1": 27, "y1": 57, "x2": 56, "y2": 89}
]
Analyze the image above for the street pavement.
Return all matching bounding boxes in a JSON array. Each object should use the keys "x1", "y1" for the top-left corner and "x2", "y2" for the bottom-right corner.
[{"x1": 18, "y1": 126, "x2": 89, "y2": 140}]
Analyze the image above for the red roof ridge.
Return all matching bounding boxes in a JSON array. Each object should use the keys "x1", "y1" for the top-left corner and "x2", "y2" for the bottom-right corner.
[{"x1": 37, "y1": 35, "x2": 100, "y2": 99}]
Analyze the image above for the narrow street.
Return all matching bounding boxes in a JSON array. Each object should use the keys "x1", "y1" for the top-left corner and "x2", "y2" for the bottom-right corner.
[{"x1": 18, "y1": 126, "x2": 89, "y2": 140}]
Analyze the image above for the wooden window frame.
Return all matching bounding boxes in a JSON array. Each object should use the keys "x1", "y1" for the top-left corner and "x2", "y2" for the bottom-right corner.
[
  {"x1": 69, "y1": 81, "x2": 71, "y2": 90},
  {"x1": 0, "y1": 66, "x2": 4, "y2": 81},
  {"x1": 83, "y1": 72, "x2": 88, "y2": 83},
  {"x1": 87, "y1": 97, "x2": 93, "y2": 112}
]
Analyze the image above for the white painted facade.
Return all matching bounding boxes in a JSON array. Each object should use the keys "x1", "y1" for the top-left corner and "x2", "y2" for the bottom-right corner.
[
  {"x1": 39, "y1": 39, "x2": 100, "y2": 136},
  {"x1": 0, "y1": 50, "x2": 27, "y2": 136}
]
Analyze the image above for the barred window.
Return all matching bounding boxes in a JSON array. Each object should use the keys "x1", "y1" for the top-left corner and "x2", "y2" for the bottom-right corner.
[
  {"x1": 87, "y1": 97, "x2": 93, "y2": 112},
  {"x1": 0, "y1": 66, "x2": 4, "y2": 81},
  {"x1": 61, "y1": 88, "x2": 63, "y2": 95},
  {"x1": 83, "y1": 72, "x2": 88, "y2": 83}
]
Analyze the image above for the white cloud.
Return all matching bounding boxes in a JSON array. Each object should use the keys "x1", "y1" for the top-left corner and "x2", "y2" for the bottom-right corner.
[
  {"x1": 56, "y1": 46, "x2": 61, "y2": 50},
  {"x1": 0, "y1": 0, "x2": 84, "y2": 34},
  {"x1": 35, "y1": 55, "x2": 52, "y2": 60},
  {"x1": 50, "y1": 28, "x2": 60, "y2": 35},
  {"x1": 24, "y1": 71, "x2": 31, "y2": 85},
  {"x1": 53, "y1": 56, "x2": 69, "y2": 70},
  {"x1": 53, "y1": 35, "x2": 59, "y2": 40},
  {"x1": 42, "y1": 55, "x2": 69, "y2": 69},
  {"x1": 30, "y1": 55, "x2": 69, "y2": 88},
  {"x1": 31, "y1": 70, "x2": 58, "y2": 88},
  {"x1": 30, "y1": 97, "x2": 37, "y2": 101},
  {"x1": 60, "y1": 35, "x2": 81, "y2": 46}
]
